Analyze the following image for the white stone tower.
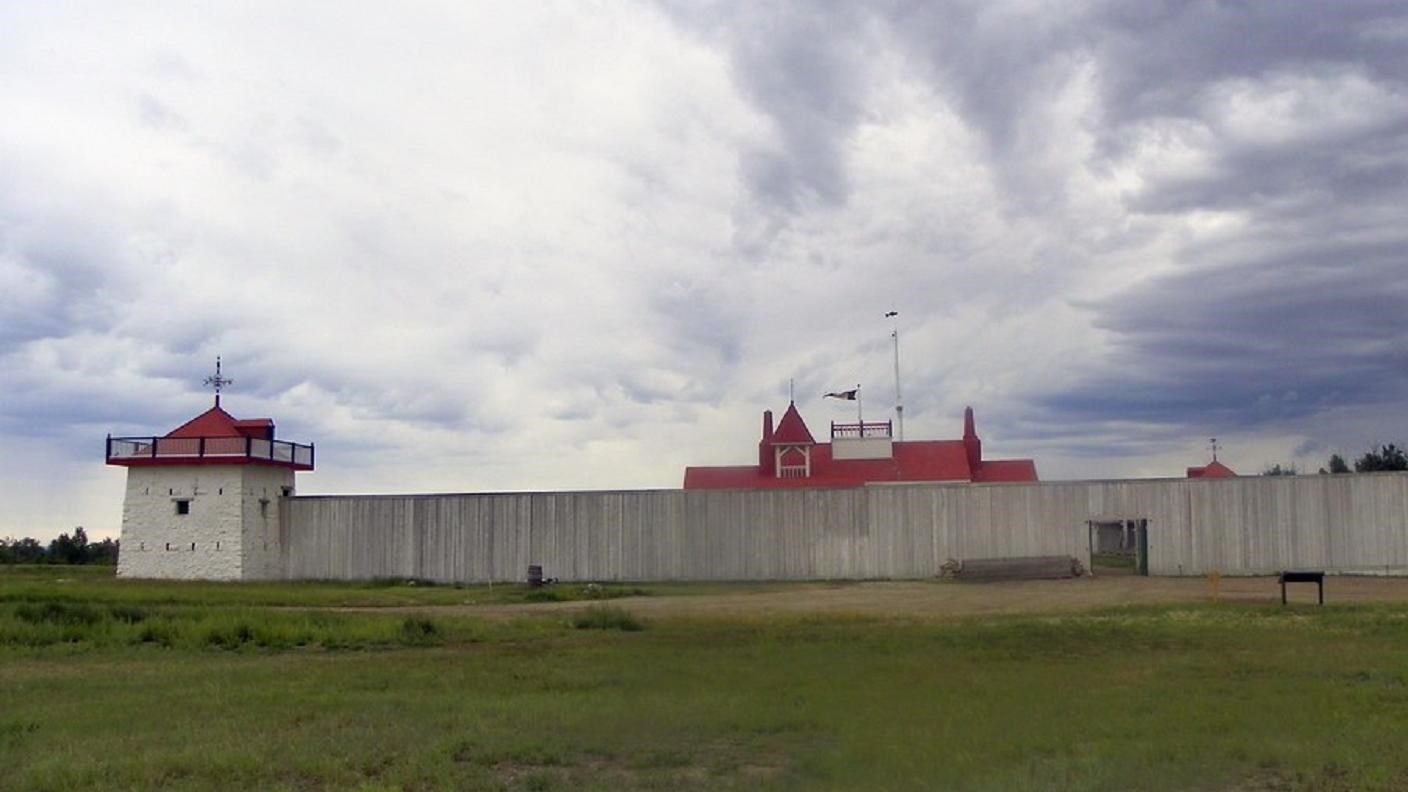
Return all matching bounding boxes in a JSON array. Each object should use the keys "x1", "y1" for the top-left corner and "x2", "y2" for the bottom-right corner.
[{"x1": 106, "y1": 361, "x2": 314, "y2": 580}]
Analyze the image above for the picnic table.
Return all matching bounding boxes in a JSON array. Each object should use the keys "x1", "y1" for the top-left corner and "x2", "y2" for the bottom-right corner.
[{"x1": 1278, "y1": 570, "x2": 1325, "y2": 605}]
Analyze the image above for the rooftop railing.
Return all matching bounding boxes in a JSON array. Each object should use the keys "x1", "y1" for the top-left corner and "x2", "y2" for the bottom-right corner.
[
  {"x1": 830, "y1": 421, "x2": 893, "y2": 440},
  {"x1": 106, "y1": 435, "x2": 314, "y2": 469}
]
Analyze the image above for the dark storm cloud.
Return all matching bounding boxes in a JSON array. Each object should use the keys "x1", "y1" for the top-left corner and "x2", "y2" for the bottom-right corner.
[
  {"x1": 1033, "y1": 239, "x2": 1408, "y2": 433},
  {"x1": 660, "y1": 1, "x2": 1408, "y2": 462},
  {"x1": 1092, "y1": 2, "x2": 1408, "y2": 127},
  {"x1": 1019, "y1": 3, "x2": 1408, "y2": 450},
  {"x1": 0, "y1": 195, "x2": 120, "y2": 348},
  {"x1": 657, "y1": 2, "x2": 876, "y2": 211},
  {"x1": 664, "y1": 1, "x2": 1408, "y2": 213}
]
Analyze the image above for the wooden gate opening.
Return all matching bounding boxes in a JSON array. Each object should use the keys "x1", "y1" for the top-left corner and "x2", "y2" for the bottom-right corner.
[{"x1": 1088, "y1": 518, "x2": 1150, "y2": 576}]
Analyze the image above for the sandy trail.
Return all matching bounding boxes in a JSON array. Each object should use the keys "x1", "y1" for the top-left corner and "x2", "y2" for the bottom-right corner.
[{"x1": 349, "y1": 573, "x2": 1408, "y2": 621}]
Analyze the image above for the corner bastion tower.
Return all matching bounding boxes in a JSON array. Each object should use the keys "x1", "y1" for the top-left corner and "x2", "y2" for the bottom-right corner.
[{"x1": 105, "y1": 360, "x2": 314, "y2": 580}]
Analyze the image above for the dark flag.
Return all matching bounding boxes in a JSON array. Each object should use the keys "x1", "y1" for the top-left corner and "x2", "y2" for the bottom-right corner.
[{"x1": 825, "y1": 388, "x2": 859, "y2": 401}]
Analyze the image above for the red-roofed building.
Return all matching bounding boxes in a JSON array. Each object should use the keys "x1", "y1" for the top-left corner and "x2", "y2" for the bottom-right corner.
[
  {"x1": 1187, "y1": 459, "x2": 1237, "y2": 478},
  {"x1": 106, "y1": 361, "x2": 315, "y2": 581},
  {"x1": 107, "y1": 402, "x2": 312, "y2": 470},
  {"x1": 684, "y1": 403, "x2": 1038, "y2": 489}
]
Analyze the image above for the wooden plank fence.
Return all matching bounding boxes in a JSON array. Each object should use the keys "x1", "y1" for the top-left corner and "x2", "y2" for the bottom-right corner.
[{"x1": 279, "y1": 473, "x2": 1408, "y2": 582}]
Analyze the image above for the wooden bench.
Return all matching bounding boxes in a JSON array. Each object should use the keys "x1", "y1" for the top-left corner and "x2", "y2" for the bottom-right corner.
[
  {"x1": 947, "y1": 556, "x2": 1082, "y2": 582},
  {"x1": 1279, "y1": 570, "x2": 1325, "y2": 605}
]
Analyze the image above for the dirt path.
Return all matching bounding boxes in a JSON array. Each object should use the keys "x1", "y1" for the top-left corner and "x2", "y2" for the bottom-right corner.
[{"x1": 359, "y1": 574, "x2": 1408, "y2": 621}]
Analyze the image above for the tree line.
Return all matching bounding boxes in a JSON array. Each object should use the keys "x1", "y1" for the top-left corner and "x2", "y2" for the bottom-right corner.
[
  {"x1": 0, "y1": 527, "x2": 118, "y2": 565},
  {"x1": 1262, "y1": 444, "x2": 1408, "y2": 477}
]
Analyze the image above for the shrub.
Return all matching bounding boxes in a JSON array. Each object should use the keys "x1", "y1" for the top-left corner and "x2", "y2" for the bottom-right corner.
[
  {"x1": 14, "y1": 601, "x2": 102, "y2": 626},
  {"x1": 138, "y1": 621, "x2": 176, "y2": 647},
  {"x1": 570, "y1": 606, "x2": 643, "y2": 632},
  {"x1": 202, "y1": 620, "x2": 257, "y2": 648},
  {"x1": 398, "y1": 617, "x2": 442, "y2": 646},
  {"x1": 0, "y1": 601, "x2": 454, "y2": 651}
]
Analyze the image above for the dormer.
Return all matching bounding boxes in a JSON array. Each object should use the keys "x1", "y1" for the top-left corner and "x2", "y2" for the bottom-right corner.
[{"x1": 769, "y1": 402, "x2": 815, "y2": 479}]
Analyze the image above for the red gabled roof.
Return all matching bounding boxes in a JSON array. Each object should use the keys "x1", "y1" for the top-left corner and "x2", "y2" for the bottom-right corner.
[
  {"x1": 165, "y1": 405, "x2": 276, "y2": 440},
  {"x1": 891, "y1": 441, "x2": 975, "y2": 482},
  {"x1": 770, "y1": 402, "x2": 815, "y2": 445},
  {"x1": 108, "y1": 400, "x2": 311, "y2": 471},
  {"x1": 1188, "y1": 460, "x2": 1237, "y2": 478},
  {"x1": 973, "y1": 458, "x2": 1040, "y2": 483},
  {"x1": 165, "y1": 406, "x2": 243, "y2": 438}
]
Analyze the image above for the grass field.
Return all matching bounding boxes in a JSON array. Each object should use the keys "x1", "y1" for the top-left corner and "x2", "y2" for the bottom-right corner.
[{"x1": 3, "y1": 567, "x2": 1408, "y2": 790}]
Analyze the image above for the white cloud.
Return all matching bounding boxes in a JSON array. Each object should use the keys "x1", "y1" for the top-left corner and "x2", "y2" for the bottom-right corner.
[{"x1": 1202, "y1": 67, "x2": 1408, "y2": 149}]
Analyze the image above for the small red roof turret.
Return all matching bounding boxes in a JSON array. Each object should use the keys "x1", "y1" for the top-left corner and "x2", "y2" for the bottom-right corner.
[{"x1": 770, "y1": 402, "x2": 816, "y2": 445}]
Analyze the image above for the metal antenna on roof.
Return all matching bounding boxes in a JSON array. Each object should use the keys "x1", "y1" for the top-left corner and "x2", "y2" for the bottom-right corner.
[
  {"x1": 204, "y1": 356, "x2": 234, "y2": 408},
  {"x1": 1209, "y1": 437, "x2": 1221, "y2": 462},
  {"x1": 886, "y1": 310, "x2": 903, "y2": 441}
]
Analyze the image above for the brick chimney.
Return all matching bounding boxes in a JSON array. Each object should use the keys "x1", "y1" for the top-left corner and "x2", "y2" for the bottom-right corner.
[
  {"x1": 759, "y1": 410, "x2": 775, "y2": 474},
  {"x1": 963, "y1": 406, "x2": 982, "y2": 474}
]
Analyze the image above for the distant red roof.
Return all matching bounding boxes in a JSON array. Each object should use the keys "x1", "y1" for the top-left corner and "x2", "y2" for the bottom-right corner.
[
  {"x1": 685, "y1": 404, "x2": 1038, "y2": 490},
  {"x1": 973, "y1": 459, "x2": 1040, "y2": 483},
  {"x1": 165, "y1": 406, "x2": 275, "y2": 440},
  {"x1": 1187, "y1": 460, "x2": 1237, "y2": 478}
]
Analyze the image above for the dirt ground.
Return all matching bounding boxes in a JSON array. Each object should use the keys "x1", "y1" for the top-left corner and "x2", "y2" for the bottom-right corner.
[{"x1": 400, "y1": 572, "x2": 1408, "y2": 621}]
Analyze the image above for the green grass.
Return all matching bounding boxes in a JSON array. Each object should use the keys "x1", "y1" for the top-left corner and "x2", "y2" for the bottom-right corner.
[
  {"x1": 570, "y1": 605, "x2": 644, "y2": 631},
  {"x1": 0, "y1": 564, "x2": 660, "y2": 608},
  {"x1": 1091, "y1": 552, "x2": 1136, "y2": 570},
  {"x1": 0, "y1": 600, "x2": 464, "y2": 651},
  {"x1": 3, "y1": 567, "x2": 1408, "y2": 790}
]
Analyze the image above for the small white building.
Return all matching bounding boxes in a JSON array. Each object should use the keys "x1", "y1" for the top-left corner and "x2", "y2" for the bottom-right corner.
[{"x1": 106, "y1": 393, "x2": 314, "y2": 580}]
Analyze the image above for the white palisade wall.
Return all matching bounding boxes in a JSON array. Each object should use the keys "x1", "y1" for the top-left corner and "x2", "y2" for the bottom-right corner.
[
  {"x1": 281, "y1": 473, "x2": 1408, "y2": 582},
  {"x1": 119, "y1": 469, "x2": 1408, "y2": 582},
  {"x1": 116, "y1": 464, "x2": 294, "y2": 580}
]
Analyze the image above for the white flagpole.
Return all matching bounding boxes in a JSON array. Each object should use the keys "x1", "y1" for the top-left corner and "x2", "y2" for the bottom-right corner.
[
  {"x1": 887, "y1": 311, "x2": 903, "y2": 441},
  {"x1": 893, "y1": 331, "x2": 903, "y2": 440}
]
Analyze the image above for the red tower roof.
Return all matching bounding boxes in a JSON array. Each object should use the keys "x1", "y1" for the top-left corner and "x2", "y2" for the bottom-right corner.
[
  {"x1": 106, "y1": 401, "x2": 312, "y2": 471},
  {"x1": 770, "y1": 402, "x2": 816, "y2": 445},
  {"x1": 1187, "y1": 460, "x2": 1237, "y2": 478}
]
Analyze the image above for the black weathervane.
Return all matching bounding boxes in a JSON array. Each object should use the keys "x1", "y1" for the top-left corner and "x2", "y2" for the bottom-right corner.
[
  {"x1": 204, "y1": 357, "x2": 234, "y2": 407},
  {"x1": 1209, "y1": 437, "x2": 1222, "y2": 462}
]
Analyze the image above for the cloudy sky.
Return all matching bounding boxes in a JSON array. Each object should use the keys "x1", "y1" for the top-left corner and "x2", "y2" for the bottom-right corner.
[{"x1": 4, "y1": 1, "x2": 1407, "y2": 540}]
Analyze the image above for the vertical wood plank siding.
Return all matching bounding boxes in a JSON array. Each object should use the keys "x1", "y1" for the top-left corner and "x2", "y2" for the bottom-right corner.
[{"x1": 280, "y1": 473, "x2": 1408, "y2": 582}]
